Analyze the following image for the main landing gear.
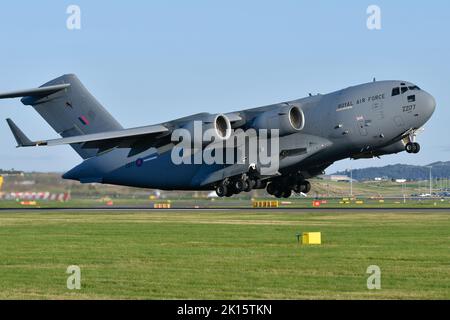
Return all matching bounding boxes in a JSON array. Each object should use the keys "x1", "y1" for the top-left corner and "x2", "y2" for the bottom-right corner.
[
  {"x1": 215, "y1": 175, "x2": 267, "y2": 198},
  {"x1": 214, "y1": 165, "x2": 311, "y2": 199},
  {"x1": 266, "y1": 179, "x2": 311, "y2": 199},
  {"x1": 215, "y1": 176, "x2": 311, "y2": 199}
]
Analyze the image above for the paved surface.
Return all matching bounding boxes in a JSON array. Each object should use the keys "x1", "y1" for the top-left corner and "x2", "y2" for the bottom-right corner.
[{"x1": 0, "y1": 207, "x2": 449, "y2": 212}]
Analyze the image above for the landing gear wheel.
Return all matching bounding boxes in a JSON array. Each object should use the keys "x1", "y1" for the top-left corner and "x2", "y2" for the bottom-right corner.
[
  {"x1": 215, "y1": 185, "x2": 227, "y2": 197},
  {"x1": 303, "y1": 181, "x2": 311, "y2": 194},
  {"x1": 406, "y1": 142, "x2": 421, "y2": 154},
  {"x1": 274, "y1": 189, "x2": 283, "y2": 198},
  {"x1": 266, "y1": 183, "x2": 276, "y2": 195},
  {"x1": 406, "y1": 142, "x2": 414, "y2": 153},
  {"x1": 234, "y1": 180, "x2": 244, "y2": 193},
  {"x1": 243, "y1": 179, "x2": 253, "y2": 192},
  {"x1": 413, "y1": 142, "x2": 420, "y2": 154},
  {"x1": 282, "y1": 190, "x2": 292, "y2": 198}
]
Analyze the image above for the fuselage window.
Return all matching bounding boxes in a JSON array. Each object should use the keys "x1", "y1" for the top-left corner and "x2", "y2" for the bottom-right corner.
[
  {"x1": 401, "y1": 87, "x2": 408, "y2": 94},
  {"x1": 392, "y1": 87, "x2": 400, "y2": 96},
  {"x1": 408, "y1": 86, "x2": 421, "y2": 91}
]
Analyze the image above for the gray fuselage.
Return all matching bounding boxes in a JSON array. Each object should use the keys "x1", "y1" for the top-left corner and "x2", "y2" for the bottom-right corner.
[{"x1": 64, "y1": 80, "x2": 436, "y2": 190}]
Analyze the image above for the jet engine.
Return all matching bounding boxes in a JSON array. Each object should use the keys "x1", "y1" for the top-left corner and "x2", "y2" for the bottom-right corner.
[
  {"x1": 181, "y1": 113, "x2": 232, "y2": 144},
  {"x1": 252, "y1": 105, "x2": 305, "y2": 136}
]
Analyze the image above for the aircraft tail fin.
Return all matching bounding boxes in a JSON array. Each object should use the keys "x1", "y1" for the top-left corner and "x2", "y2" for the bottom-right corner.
[{"x1": 0, "y1": 74, "x2": 123, "y2": 159}]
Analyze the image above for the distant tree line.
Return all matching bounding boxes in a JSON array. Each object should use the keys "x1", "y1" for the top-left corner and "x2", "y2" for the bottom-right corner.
[{"x1": 334, "y1": 161, "x2": 450, "y2": 181}]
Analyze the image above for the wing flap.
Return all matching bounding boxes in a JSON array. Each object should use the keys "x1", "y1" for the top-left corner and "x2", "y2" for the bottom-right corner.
[{"x1": 44, "y1": 124, "x2": 169, "y2": 147}]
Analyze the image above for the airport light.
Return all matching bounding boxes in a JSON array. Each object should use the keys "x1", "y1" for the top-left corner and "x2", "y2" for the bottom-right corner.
[
  {"x1": 349, "y1": 168, "x2": 353, "y2": 197},
  {"x1": 427, "y1": 166, "x2": 432, "y2": 197},
  {"x1": 402, "y1": 181, "x2": 406, "y2": 204}
]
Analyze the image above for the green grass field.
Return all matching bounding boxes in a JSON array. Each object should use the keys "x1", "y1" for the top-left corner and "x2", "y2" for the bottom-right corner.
[{"x1": 0, "y1": 209, "x2": 449, "y2": 299}]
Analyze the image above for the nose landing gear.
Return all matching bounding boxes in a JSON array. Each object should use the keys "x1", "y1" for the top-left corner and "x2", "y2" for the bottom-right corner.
[
  {"x1": 405, "y1": 130, "x2": 421, "y2": 154},
  {"x1": 405, "y1": 142, "x2": 420, "y2": 154}
]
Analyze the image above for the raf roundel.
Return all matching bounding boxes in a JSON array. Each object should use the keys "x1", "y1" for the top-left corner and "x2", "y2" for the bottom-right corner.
[
  {"x1": 136, "y1": 158, "x2": 144, "y2": 167},
  {"x1": 78, "y1": 115, "x2": 90, "y2": 125}
]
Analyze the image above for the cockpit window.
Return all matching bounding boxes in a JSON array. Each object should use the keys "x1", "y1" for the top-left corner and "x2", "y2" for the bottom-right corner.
[
  {"x1": 408, "y1": 86, "x2": 421, "y2": 91},
  {"x1": 392, "y1": 87, "x2": 400, "y2": 96},
  {"x1": 401, "y1": 87, "x2": 408, "y2": 94}
]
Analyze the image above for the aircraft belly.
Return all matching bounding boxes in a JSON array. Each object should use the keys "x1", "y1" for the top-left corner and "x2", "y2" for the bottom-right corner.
[{"x1": 102, "y1": 151, "x2": 217, "y2": 190}]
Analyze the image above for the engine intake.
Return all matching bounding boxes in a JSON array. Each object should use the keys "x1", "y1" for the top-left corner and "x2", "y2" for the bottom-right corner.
[
  {"x1": 253, "y1": 105, "x2": 305, "y2": 136},
  {"x1": 214, "y1": 114, "x2": 232, "y2": 140},
  {"x1": 181, "y1": 114, "x2": 232, "y2": 144}
]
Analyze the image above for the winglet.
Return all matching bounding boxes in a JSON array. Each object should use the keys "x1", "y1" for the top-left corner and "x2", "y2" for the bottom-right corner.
[{"x1": 5, "y1": 119, "x2": 37, "y2": 147}]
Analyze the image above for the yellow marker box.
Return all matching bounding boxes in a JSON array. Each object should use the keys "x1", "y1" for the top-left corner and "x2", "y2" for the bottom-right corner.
[
  {"x1": 252, "y1": 201, "x2": 279, "y2": 208},
  {"x1": 154, "y1": 203, "x2": 171, "y2": 209},
  {"x1": 302, "y1": 232, "x2": 321, "y2": 245}
]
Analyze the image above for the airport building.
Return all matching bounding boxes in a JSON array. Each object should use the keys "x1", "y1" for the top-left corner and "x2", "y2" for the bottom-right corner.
[{"x1": 320, "y1": 175, "x2": 356, "y2": 182}]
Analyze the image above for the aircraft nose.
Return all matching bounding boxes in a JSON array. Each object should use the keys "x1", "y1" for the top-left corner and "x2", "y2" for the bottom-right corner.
[{"x1": 422, "y1": 91, "x2": 436, "y2": 118}]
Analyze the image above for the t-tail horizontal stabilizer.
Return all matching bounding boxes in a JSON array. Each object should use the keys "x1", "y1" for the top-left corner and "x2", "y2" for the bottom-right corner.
[
  {"x1": 0, "y1": 84, "x2": 70, "y2": 100},
  {"x1": 5, "y1": 118, "x2": 38, "y2": 147}
]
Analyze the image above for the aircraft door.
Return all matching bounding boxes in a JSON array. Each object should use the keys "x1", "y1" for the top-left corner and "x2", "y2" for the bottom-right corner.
[
  {"x1": 357, "y1": 119, "x2": 368, "y2": 136},
  {"x1": 372, "y1": 101, "x2": 384, "y2": 120}
]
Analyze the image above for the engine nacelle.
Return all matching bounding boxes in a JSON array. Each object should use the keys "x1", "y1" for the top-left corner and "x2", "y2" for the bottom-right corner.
[
  {"x1": 181, "y1": 114, "x2": 232, "y2": 144},
  {"x1": 252, "y1": 105, "x2": 305, "y2": 136}
]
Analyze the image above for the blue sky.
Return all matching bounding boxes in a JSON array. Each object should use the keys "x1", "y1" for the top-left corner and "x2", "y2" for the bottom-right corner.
[{"x1": 0, "y1": 0, "x2": 449, "y2": 173}]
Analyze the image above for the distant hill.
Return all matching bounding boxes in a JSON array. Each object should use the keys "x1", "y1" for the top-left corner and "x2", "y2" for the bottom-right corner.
[{"x1": 333, "y1": 161, "x2": 450, "y2": 181}]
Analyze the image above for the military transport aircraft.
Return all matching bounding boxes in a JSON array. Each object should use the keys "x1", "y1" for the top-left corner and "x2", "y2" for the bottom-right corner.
[{"x1": 0, "y1": 74, "x2": 435, "y2": 198}]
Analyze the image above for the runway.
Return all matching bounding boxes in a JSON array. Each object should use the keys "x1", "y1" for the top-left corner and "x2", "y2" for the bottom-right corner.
[{"x1": 0, "y1": 206, "x2": 449, "y2": 212}]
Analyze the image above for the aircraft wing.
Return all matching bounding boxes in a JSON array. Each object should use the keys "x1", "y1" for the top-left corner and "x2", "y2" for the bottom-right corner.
[
  {"x1": 6, "y1": 118, "x2": 169, "y2": 148},
  {"x1": 5, "y1": 110, "x2": 241, "y2": 155}
]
